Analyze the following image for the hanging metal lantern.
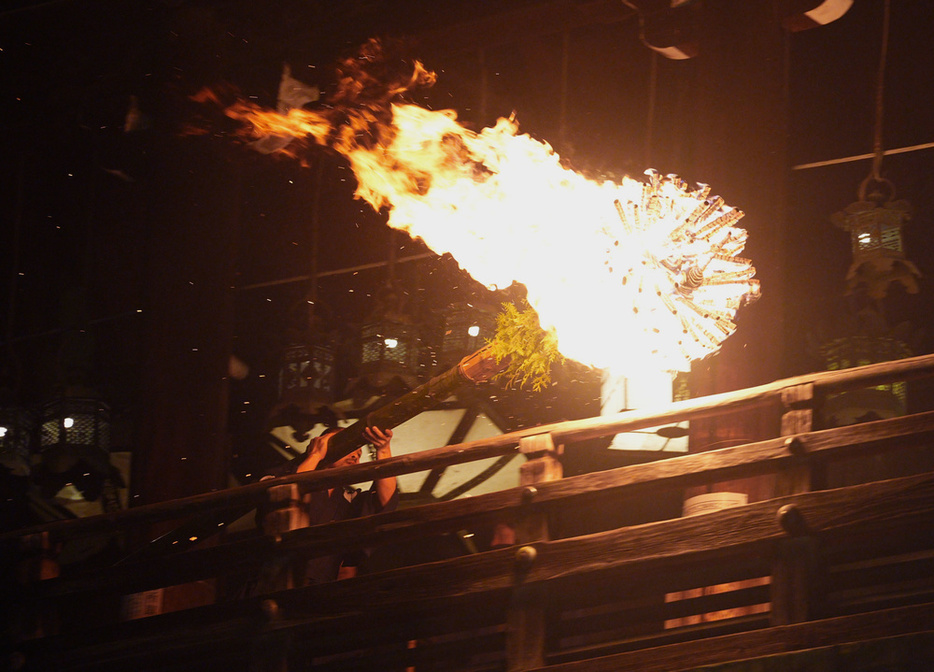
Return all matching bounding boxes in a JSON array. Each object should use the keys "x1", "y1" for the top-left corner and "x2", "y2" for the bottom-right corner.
[
  {"x1": 35, "y1": 394, "x2": 113, "y2": 500},
  {"x1": 353, "y1": 279, "x2": 422, "y2": 389},
  {"x1": 821, "y1": 173, "x2": 916, "y2": 427},
  {"x1": 831, "y1": 177, "x2": 917, "y2": 301},
  {"x1": 359, "y1": 319, "x2": 420, "y2": 387},
  {"x1": 40, "y1": 396, "x2": 111, "y2": 454},
  {"x1": 439, "y1": 302, "x2": 497, "y2": 369},
  {"x1": 278, "y1": 341, "x2": 336, "y2": 405}
]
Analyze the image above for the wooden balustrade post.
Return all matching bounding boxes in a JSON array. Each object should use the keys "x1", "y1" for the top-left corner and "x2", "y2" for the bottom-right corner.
[
  {"x1": 14, "y1": 532, "x2": 60, "y2": 641},
  {"x1": 776, "y1": 383, "x2": 818, "y2": 496},
  {"x1": 771, "y1": 504, "x2": 820, "y2": 625},
  {"x1": 255, "y1": 482, "x2": 313, "y2": 592},
  {"x1": 248, "y1": 483, "x2": 309, "y2": 672},
  {"x1": 771, "y1": 383, "x2": 822, "y2": 625},
  {"x1": 506, "y1": 433, "x2": 563, "y2": 672},
  {"x1": 263, "y1": 483, "x2": 311, "y2": 539}
]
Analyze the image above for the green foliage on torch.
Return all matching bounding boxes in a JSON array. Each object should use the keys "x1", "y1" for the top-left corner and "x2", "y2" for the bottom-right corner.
[{"x1": 488, "y1": 301, "x2": 565, "y2": 392}]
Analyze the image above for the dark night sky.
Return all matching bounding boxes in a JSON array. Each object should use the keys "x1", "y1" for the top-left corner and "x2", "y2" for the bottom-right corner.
[{"x1": 2, "y1": 0, "x2": 934, "y2": 453}]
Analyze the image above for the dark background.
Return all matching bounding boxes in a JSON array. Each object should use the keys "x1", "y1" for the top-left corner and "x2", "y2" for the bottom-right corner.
[{"x1": 1, "y1": 0, "x2": 932, "y2": 507}]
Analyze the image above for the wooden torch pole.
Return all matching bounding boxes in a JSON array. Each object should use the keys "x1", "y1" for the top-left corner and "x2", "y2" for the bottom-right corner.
[{"x1": 323, "y1": 344, "x2": 509, "y2": 464}]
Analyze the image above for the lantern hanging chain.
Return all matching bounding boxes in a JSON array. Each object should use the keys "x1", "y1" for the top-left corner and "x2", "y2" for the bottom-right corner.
[{"x1": 870, "y1": 0, "x2": 891, "y2": 183}]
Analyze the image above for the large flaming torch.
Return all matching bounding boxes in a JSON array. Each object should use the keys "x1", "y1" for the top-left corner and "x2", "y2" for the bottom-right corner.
[{"x1": 201, "y1": 40, "x2": 761, "y2": 463}]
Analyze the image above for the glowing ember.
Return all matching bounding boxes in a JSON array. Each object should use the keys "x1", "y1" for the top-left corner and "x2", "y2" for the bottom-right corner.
[{"x1": 208, "y1": 41, "x2": 759, "y2": 375}]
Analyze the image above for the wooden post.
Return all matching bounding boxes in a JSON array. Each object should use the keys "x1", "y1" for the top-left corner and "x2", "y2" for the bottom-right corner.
[
  {"x1": 776, "y1": 383, "x2": 817, "y2": 496},
  {"x1": 14, "y1": 532, "x2": 60, "y2": 640},
  {"x1": 263, "y1": 483, "x2": 311, "y2": 541},
  {"x1": 780, "y1": 383, "x2": 813, "y2": 436},
  {"x1": 247, "y1": 483, "x2": 311, "y2": 672},
  {"x1": 252, "y1": 482, "x2": 313, "y2": 595},
  {"x1": 506, "y1": 433, "x2": 562, "y2": 671},
  {"x1": 250, "y1": 599, "x2": 290, "y2": 672},
  {"x1": 771, "y1": 504, "x2": 820, "y2": 625},
  {"x1": 771, "y1": 383, "x2": 822, "y2": 625}
]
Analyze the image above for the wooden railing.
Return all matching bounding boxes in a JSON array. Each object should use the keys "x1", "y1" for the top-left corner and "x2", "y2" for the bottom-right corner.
[{"x1": 4, "y1": 353, "x2": 934, "y2": 672}]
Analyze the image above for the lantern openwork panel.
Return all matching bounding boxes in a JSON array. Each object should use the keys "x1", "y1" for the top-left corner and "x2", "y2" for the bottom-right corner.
[
  {"x1": 440, "y1": 302, "x2": 497, "y2": 364},
  {"x1": 279, "y1": 342, "x2": 336, "y2": 403},
  {"x1": 849, "y1": 208, "x2": 904, "y2": 257},
  {"x1": 360, "y1": 320, "x2": 419, "y2": 376},
  {"x1": 40, "y1": 397, "x2": 112, "y2": 453},
  {"x1": 833, "y1": 199, "x2": 910, "y2": 261}
]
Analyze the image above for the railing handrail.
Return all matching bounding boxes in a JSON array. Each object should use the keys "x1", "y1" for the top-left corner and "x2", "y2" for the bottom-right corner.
[
  {"x1": 5, "y1": 352, "x2": 933, "y2": 543},
  {"x1": 18, "y1": 409, "x2": 934, "y2": 603}
]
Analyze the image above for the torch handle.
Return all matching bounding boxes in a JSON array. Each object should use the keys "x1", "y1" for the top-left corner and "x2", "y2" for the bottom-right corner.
[{"x1": 322, "y1": 345, "x2": 507, "y2": 464}]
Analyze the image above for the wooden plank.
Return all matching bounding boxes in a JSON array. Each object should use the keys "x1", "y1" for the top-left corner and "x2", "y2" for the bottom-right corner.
[
  {"x1": 555, "y1": 583, "x2": 771, "y2": 643},
  {"x1": 284, "y1": 591, "x2": 511, "y2": 654},
  {"x1": 823, "y1": 549, "x2": 934, "y2": 614},
  {"x1": 676, "y1": 631, "x2": 934, "y2": 672},
  {"x1": 17, "y1": 589, "x2": 934, "y2": 672},
  {"x1": 551, "y1": 614, "x2": 772, "y2": 665},
  {"x1": 14, "y1": 587, "x2": 512, "y2": 672},
  {"x1": 527, "y1": 603, "x2": 934, "y2": 672},
  {"x1": 305, "y1": 627, "x2": 506, "y2": 672},
  {"x1": 827, "y1": 549, "x2": 934, "y2": 592},
  {"x1": 413, "y1": 0, "x2": 636, "y2": 55},
  {"x1": 15, "y1": 615, "x2": 261, "y2": 672}
]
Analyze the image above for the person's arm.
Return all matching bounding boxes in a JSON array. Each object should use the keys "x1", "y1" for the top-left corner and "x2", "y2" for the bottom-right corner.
[
  {"x1": 363, "y1": 425, "x2": 397, "y2": 507},
  {"x1": 255, "y1": 433, "x2": 329, "y2": 533},
  {"x1": 295, "y1": 431, "x2": 331, "y2": 473}
]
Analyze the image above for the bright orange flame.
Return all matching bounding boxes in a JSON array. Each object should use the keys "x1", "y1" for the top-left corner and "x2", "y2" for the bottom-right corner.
[{"x1": 215, "y1": 47, "x2": 759, "y2": 375}]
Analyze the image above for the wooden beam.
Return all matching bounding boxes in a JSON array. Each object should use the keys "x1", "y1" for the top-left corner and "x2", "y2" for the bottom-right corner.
[
  {"x1": 412, "y1": 0, "x2": 636, "y2": 56},
  {"x1": 528, "y1": 605, "x2": 934, "y2": 672}
]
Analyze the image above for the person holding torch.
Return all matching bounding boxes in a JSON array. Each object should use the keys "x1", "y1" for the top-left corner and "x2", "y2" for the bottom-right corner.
[{"x1": 256, "y1": 425, "x2": 399, "y2": 587}]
